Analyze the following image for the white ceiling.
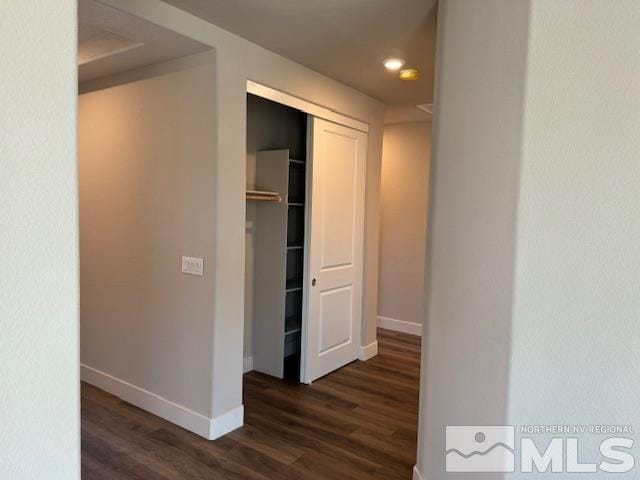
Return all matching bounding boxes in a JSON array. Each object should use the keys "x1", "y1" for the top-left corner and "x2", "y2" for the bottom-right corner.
[
  {"x1": 163, "y1": 0, "x2": 438, "y2": 106},
  {"x1": 78, "y1": 0, "x2": 210, "y2": 83}
]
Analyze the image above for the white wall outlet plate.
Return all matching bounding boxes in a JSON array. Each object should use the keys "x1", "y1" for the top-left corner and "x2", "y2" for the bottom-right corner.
[{"x1": 181, "y1": 256, "x2": 204, "y2": 276}]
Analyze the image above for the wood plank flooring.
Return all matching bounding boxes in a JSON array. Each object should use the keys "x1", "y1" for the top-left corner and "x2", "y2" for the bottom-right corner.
[{"x1": 81, "y1": 328, "x2": 421, "y2": 479}]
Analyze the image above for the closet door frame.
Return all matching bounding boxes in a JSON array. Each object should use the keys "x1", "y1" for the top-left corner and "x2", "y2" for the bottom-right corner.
[
  {"x1": 247, "y1": 80, "x2": 369, "y2": 134},
  {"x1": 246, "y1": 80, "x2": 370, "y2": 384}
]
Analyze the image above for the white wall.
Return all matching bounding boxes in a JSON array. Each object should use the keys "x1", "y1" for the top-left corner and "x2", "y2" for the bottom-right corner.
[
  {"x1": 507, "y1": 1, "x2": 640, "y2": 477},
  {"x1": 99, "y1": 0, "x2": 385, "y2": 423},
  {"x1": 417, "y1": 1, "x2": 640, "y2": 479},
  {"x1": 0, "y1": 1, "x2": 80, "y2": 478},
  {"x1": 79, "y1": 55, "x2": 217, "y2": 422},
  {"x1": 417, "y1": 0, "x2": 530, "y2": 478},
  {"x1": 378, "y1": 121, "x2": 431, "y2": 333}
]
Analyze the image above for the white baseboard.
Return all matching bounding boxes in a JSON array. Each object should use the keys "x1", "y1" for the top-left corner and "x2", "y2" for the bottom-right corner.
[
  {"x1": 358, "y1": 340, "x2": 379, "y2": 361},
  {"x1": 209, "y1": 405, "x2": 244, "y2": 440},
  {"x1": 243, "y1": 356, "x2": 253, "y2": 374},
  {"x1": 81, "y1": 364, "x2": 243, "y2": 440},
  {"x1": 377, "y1": 316, "x2": 422, "y2": 336},
  {"x1": 413, "y1": 465, "x2": 424, "y2": 480}
]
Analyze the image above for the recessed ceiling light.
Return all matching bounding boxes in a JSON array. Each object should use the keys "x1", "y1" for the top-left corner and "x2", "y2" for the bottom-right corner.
[
  {"x1": 399, "y1": 68, "x2": 420, "y2": 81},
  {"x1": 383, "y1": 58, "x2": 405, "y2": 71}
]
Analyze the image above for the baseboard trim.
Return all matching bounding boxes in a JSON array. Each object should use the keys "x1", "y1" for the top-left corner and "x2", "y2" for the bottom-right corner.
[
  {"x1": 81, "y1": 364, "x2": 243, "y2": 440},
  {"x1": 377, "y1": 316, "x2": 422, "y2": 336},
  {"x1": 358, "y1": 340, "x2": 379, "y2": 361},
  {"x1": 243, "y1": 356, "x2": 254, "y2": 374},
  {"x1": 413, "y1": 465, "x2": 424, "y2": 480},
  {"x1": 209, "y1": 405, "x2": 244, "y2": 440}
]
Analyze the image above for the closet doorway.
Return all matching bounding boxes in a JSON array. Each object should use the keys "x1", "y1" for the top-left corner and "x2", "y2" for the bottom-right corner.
[{"x1": 245, "y1": 85, "x2": 369, "y2": 384}]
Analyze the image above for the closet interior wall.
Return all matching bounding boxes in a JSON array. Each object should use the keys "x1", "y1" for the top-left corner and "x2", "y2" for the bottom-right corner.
[{"x1": 245, "y1": 94, "x2": 307, "y2": 364}]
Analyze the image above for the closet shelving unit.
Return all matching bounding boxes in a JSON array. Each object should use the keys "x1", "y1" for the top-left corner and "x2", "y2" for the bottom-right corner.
[{"x1": 251, "y1": 149, "x2": 306, "y2": 378}]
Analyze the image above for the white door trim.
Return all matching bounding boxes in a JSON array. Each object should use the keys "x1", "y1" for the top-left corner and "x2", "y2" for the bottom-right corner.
[
  {"x1": 247, "y1": 80, "x2": 369, "y2": 134},
  {"x1": 358, "y1": 340, "x2": 379, "y2": 361}
]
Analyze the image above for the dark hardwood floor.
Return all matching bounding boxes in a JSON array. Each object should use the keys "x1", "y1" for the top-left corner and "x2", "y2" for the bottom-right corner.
[{"x1": 81, "y1": 328, "x2": 421, "y2": 479}]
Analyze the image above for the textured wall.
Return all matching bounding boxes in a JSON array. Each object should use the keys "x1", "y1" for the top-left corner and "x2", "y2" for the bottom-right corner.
[
  {"x1": 0, "y1": 1, "x2": 80, "y2": 478},
  {"x1": 417, "y1": 1, "x2": 530, "y2": 478},
  {"x1": 417, "y1": 1, "x2": 640, "y2": 479},
  {"x1": 507, "y1": 1, "x2": 640, "y2": 477}
]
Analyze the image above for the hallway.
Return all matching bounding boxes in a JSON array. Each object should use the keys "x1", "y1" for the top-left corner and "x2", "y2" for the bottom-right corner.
[{"x1": 81, "y1": 329, "x2": 421, "y2": 479}]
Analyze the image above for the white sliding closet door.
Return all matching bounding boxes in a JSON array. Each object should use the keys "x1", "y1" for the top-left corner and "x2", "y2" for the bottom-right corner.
[{"x1": 302, "y1": 117, "x2": 367, "y2": 383}]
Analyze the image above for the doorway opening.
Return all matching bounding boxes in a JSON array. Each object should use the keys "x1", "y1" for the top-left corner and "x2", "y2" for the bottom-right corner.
[
  {"x1": 245, "y1": 93, "x2": 308, "y2": 382},
  {"x1": 77, "y1": 0, "x2": 432, "y2": 478},
  {"x1": 243, "y1": 88, "x2": 369, "y2": 385}
]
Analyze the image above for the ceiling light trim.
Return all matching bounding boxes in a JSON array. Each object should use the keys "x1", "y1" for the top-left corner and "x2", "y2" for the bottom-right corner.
[{"x1": 383, "y1": 58, "x2": 405, "y2": 71}]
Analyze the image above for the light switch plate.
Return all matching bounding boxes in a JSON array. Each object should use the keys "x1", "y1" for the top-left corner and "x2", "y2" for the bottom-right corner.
[{"x1": 182, "y1": 256, "x2": 204, "y2": 276}]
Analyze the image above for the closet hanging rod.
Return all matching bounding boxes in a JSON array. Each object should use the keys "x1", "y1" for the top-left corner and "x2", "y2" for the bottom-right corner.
[{"x1": 246, "y1": 189, "x2": 282, "y2": 203}]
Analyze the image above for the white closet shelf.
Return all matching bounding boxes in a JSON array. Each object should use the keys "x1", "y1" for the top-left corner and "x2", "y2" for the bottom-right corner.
[
  {"x1": 246, "y1": 189, "x2": 282, "y2": 202},
  {"x1": 285, "y1": 314, "x2": 302, "y2": 335},
  {"x1": 285, "y1": 277, "x2": 303, "y2": 293}
]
